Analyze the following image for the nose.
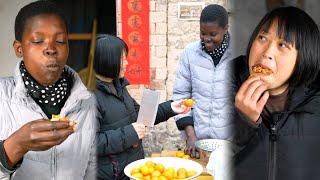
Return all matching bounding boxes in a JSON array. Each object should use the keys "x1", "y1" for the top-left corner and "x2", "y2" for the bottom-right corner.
[
  {"x1": 43, "y1": 41, "x2": 57, "y2": 56},
  {"x1": 203, "y1": 36, "x2": 212, "y2": 42},
  {"x1": 262, "y1": 43, "x2": 275, "y2": 61},
  {"x1": 262, "y1": 54, "x2": 273, "y2": 61}
]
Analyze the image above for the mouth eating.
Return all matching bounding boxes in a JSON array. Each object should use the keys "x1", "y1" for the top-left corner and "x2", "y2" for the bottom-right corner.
[{"x1": 249, "y1": 65, "x2": 273, "y2": 78}]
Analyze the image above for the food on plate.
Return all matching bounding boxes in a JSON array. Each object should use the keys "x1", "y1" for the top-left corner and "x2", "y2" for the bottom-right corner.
[{"x1": 130, "y1": 160, "x2": 197, "y2": 179}]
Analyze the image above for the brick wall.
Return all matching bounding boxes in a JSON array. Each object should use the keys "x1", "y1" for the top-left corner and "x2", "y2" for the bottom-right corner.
[{"x1": 116, "y1": 0, "x2": 231, "y2": 155}]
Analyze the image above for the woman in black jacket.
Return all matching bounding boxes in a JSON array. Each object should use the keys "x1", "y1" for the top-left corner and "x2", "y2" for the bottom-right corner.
[
  {"x1": 94, "y1": 34, "x2": 190, "y2": 179},
  {"x1": 234, "y1": 7, "x2": 320, "y2": 180}
]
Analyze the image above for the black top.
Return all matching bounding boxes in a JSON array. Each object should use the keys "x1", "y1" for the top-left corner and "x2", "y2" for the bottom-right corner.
[
  {"x1": 233, "y1": 56, "x2": 320, "y2": 180},
  {"x1": 95, "y1": 78, "x2": 176, "y2": 180}
]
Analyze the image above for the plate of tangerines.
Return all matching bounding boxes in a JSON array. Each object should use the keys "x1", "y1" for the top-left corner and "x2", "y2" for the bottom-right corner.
[{"x1": 124, "y1": 157, "x2": 203, "y2": 180}]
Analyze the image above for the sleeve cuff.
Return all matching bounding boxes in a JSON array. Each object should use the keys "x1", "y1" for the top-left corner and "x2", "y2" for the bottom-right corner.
[
  {"x1": 163, "y1": 100, "x2": 176, "y2": 117},
  {"x1": 0, "y1": 140, "x2": 23, "y2": 173},
  {"x1": 238, "y1": 112, "x2": 262, "y2": 129},
  {"x1": 176, "y1": 116, "x2": 193, "y2": 130}
]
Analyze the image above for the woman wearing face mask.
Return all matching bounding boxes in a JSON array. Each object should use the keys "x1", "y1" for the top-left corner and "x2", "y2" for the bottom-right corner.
[
  {"x1": 173, "y1": 4, "x2": 237, "y2": 158},
  {"x1": 94, "y1": 34, "x2": 190, "y2": 180},
  {"x1": 234, "y1": 6, "x2": 320, "y2": 180}
]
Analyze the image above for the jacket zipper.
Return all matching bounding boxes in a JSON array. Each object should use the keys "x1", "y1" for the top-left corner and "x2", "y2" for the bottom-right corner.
[
  {"x1": 51, "y1": 146, "x2": 57, "y2": 180},
  {"x1": 268, "y1": 124, "x2": 278, "y2": 180}
]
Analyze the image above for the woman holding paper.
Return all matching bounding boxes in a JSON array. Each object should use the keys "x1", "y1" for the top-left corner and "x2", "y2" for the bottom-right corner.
[{"x1": 93, "y1": 34, "x2": 190, "y2": 180}]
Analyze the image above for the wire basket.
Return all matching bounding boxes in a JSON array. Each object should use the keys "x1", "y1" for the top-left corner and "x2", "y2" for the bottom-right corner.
[{"x1": 195, "y1": 139, "x2": 233, "y2": 163}]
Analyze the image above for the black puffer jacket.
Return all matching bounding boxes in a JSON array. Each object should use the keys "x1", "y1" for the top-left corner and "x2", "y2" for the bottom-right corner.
[
  {"x1": 234, "y1": 56, "x2": 320, "y2": 180},
  {"x1": 95, "y1": 78, "x2": 176, "y2": 180}
]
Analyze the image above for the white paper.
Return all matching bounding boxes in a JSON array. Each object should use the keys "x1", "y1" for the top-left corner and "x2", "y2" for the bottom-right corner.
[{"x1": 136, "y1": 89, "x2": 160, "y2": 127}]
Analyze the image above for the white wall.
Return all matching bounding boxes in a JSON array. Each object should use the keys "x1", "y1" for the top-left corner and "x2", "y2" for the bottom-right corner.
[{"x1": 0, "y1": 0, "x2": 35, "y2": 77}]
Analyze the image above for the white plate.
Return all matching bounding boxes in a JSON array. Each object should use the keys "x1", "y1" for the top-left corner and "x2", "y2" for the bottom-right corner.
[
  {"x1": 124, "y1": 157, "x2": 203, "y2": 180},
  {"x1": 195, "y1": 139, "x2": 237, "y2": 179}
]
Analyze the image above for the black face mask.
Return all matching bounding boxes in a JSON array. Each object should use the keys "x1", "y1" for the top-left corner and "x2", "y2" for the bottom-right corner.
[
  {"x1": 19, "y1": 61, "x2": 69, "y2": 107},
  {"x1": 202, "y1": 32, "x2": 229, "y2": 65}
]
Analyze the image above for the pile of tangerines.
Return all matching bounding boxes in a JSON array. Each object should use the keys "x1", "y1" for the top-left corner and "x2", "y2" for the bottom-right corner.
[
  {"x1": 130, "y1": 160, "x2": 197, "y2": 180},
  {"x1": 175, "y1": 151, "x2": 190, "y2": 159}
]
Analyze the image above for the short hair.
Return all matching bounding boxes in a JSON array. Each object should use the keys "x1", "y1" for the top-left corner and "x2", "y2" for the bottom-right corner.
[
  {"x1": 200, "y1": 4, "x2": 228, "y2": 28},
  {"x1": 246, "y1": 6, "x2": 320, "y2": 88},
  {"x1": 14, "y1": 0, "x2": 68, "y2": 41},
  {"x1": 94, "y1": 34, "x2": 128, "y2": 79}
]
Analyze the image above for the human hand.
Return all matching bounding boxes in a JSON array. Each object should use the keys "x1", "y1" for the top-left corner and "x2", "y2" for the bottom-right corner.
[
  {"x1": 235, "y1": 76, "x2": 269, "y2": 123},
  {"x1": 184, "y1": 126, "x2": 199, "y2": 158},
  {"x1": 4, "y1": 119, "x2": 74, "y2": 166},
  {"x1": 171, "y1": 100, "x2": 191, "y2": 114},
  {"x1": 132, "y1": 122, "x2": 146, "y2": 139}
]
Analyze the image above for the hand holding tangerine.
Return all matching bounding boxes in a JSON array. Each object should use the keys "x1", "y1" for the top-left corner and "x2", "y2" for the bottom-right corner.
[{"x1": 183, "y1": 99, "x2": 194, "y2": 107}]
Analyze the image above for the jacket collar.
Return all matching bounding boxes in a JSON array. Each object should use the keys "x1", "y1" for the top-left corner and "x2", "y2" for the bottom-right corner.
[
  {"x1": 96, "y1": 78, "x2": 129, "y2": 96},
  {"x1": 195, "y1": 32, "x2": 235, "y2": 65}
]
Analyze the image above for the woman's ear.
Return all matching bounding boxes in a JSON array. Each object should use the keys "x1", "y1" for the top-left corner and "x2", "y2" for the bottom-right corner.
[{"x1": 13, "y1": 40, "x2": 23, "y2": 58}]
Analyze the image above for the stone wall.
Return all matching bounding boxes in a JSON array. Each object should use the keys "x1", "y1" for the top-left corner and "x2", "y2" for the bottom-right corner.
[{"x1": 116, "y1": 0, "x2": 231, "y2": 155}]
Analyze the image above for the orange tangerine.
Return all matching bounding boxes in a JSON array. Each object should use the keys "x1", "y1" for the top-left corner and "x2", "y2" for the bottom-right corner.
[
  {"x1": 155, "y1": 163, "x2": 165, "y2": 173},
  {"x1": 187, "y1": 170, "x2": 197, "y2": 177},
  {"x1": 167, "y1": 167, "x2": 175, "y2": 178},
  {"x1": 183, "y1": 99, "x2": 194, "y2": 107},
  {"x1": 158, "y1": 176, "x2": 168, "y2": 180},
  {"x1": 175, "y1": 151, "x2": 185, "y2": 158},
  {"x1": 132, "y1": 172, "x2": 143, "y2": 179},
  {"x1": 148, "y1": 166, "x2": 155, "y2": 174},
  {"x1": 151, "y1": 170, "x2": 161, "y2": 177},
  {"x1": 151, "y1": 176, "x2": 159, "y2": 180},
  {"x1": 145, "y1": 161, "x2": 155, "y2": 167},
  {"x1": 182, "y1": 154, "x2": 190, "y2": 159},
  {"x1": 131, "y1": 167, "x2": 140, "y2": 175},
  {"x1": 140, "y1": 165, "x2": 150, "y2": 176}
]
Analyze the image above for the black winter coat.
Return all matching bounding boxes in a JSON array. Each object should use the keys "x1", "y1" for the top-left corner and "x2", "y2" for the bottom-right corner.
[
  {"x1": 233, "y1": 56, "x2": 320, "y2": 180},
  {"x1": 95, "y1": 78, "x2": 176, "y2": 180}
]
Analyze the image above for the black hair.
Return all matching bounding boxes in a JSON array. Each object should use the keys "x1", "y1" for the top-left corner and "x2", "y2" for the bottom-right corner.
[
  {"x1": 14, "y1": 0, "x2": 68, "y2": 41},
  {"x1": 94, "y1": 34, "x2": 128, "y2": 79},
  {"x1": 200, "y1": 4, "x2": 228, "y2": 28},
  {"x1": 246, "y1": 6, "x2": 320, "y2": 87}
]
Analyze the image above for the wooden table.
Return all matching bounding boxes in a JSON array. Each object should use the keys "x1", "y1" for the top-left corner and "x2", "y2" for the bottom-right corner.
[{"x1": 151, "y1": 151, "x2": 214, "y2": 180}]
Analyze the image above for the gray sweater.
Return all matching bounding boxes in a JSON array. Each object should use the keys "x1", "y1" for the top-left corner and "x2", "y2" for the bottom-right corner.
[
  {"x1": 173, "y1": 39, "x2": 238, "y2": 140},
  {"x1": 0, "y1": 61, "x2": 97, "y2": 180}
]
